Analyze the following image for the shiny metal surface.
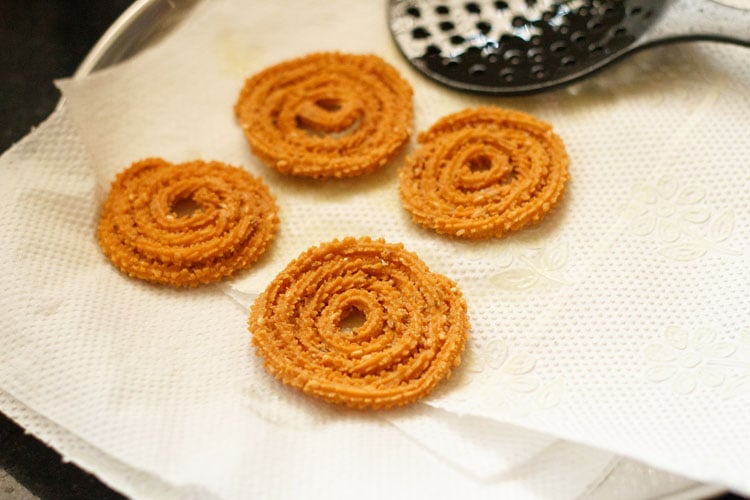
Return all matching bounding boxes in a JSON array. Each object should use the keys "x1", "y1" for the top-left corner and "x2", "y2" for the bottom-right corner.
[
  {"x1": 389, "y1": 0, "x2": 750, "y2": 95},
  {"x1": 74, "y1": 0, "x2": 202, "y2": 78}
]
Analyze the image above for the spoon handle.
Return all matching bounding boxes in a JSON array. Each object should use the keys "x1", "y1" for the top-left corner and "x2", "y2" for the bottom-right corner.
[{"x1": 638, "y1": 0, "x2": 750, "y2": 48}]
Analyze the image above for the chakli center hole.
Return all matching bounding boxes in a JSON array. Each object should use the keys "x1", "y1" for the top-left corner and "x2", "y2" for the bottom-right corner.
[
  {"x1": 469, "y1": 155, "x2": 492, "y2": 172},
  {"x1": 297, "y1": 113, "x2": 361, "y2": 138},
  {"x1": 171, "y1": 196, "x2": 203, "y2": 218},
  {"x1": 316, "y1": 98, "x2": 342, "y2": 112},
  {"x1": 340, "y1": 306, "x2": 366, "y2": 333}
]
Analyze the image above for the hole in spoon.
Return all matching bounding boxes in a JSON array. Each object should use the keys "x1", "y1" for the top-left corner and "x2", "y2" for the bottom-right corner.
[
  {"x1": 500, "y1": 68, "x2": 515, "y2": 82},
  {"x1": 465, "y1": 2, "x2": 481, "y2": 14},
  {"x1": 469, "y1": 64, "x2": 487, "y2": 76},
  {"x1": 561, "y1": 55, "x2": 577, "y2": 67},
  {"x1": 412, "y1": 27, "x2": 431, "y2": 40},
  {"x1": 476, "y1": 21, "x2": 491, "y2": 34}
]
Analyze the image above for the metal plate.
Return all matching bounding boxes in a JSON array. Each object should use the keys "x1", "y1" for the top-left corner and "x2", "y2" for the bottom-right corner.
[
  {"x1": 74, "y1": 0, "x2": 202, "y2": 78},
  {"x1": 67, "y1": 2, "x2": 728, "y2": 499}
]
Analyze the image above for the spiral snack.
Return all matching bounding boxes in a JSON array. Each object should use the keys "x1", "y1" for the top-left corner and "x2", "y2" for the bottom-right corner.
[
  {"x1": 98, "y1": 158, "x2": 279, "y2": 287},
  {"x1": 234, "y1": 52, "x2": 413, "y2": 178},
  {"x1": 249, "y1": 237, "x2": 469, "y2": 409},
  {"x1": 399, "y1": 107, "x2": 569, "y2": 239}
]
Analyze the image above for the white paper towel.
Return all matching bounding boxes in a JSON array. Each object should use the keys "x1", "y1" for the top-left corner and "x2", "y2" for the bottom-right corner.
[
  {"x1": 0, "y1": 102, "x2": 619, "y2": 499},
  {"x1": 1, "y1": 0, "x2": 748, "y2": 497}
]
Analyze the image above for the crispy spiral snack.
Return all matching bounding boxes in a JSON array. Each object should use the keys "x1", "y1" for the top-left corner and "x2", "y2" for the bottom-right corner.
[
  {"x1": 399, "y1": 107, "x2": 570, "y2": 239},
  {"x1": 97, "y1": 158, "x2": 279, "y2": 287},
  {"x1": 234, "y1": 52, "x2": 413, "y2": 178},
  {"x1": 249, "y1": 237, "x2": 469, "y2": 409}
]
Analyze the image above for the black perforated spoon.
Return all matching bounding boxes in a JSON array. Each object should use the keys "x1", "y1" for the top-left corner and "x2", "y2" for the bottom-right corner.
[{"x1": 389, "y1": 0, "x2": 750, "y2": 95}]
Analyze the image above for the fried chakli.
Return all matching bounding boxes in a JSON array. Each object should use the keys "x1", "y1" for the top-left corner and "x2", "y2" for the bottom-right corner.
[
  {"x1": 399, "y1": 106, "x2": 570, "y2": 239},
  {"x1": 97, "y1": 158, "x2": 279, "y2": 287},
  {"x1": 234, "y1": 52, "x2": 413, "y2": 178},
  {"x1": 249, "y1": 237, "x2": 469, "y2": 409}
]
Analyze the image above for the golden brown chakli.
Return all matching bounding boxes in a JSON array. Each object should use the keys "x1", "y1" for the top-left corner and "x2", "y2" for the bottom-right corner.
[
  {"x1": 399, "y1": 106, "x2": 570, "y2": 239},
  {"x1": 249, "y1": 237, "x2": 469, "y2": 409},
  {"x1": 97, "y1": 158, "x2": 279, "y2": 287},
  {"x1": 235, "y1": 52, "x2": 413, "y2": 178}
]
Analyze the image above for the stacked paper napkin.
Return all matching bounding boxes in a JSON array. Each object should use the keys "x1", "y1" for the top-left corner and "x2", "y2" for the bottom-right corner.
[{"x1": 1, "y1": 0, "x2": 748, "y2": 497}]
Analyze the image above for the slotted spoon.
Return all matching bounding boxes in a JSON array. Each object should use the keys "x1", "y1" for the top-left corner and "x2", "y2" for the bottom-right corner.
[{"x1": 389, "y1": 0, "x2": 750, "y2": 95}]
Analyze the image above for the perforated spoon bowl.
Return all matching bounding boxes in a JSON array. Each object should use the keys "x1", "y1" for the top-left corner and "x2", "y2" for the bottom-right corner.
[{"x1": 389, "y1": 0, "x2": 750, "y2": 95}]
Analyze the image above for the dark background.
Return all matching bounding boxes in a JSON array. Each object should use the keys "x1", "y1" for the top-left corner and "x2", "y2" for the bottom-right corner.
[
  {"x1": 1, "y1": 0, "x2": 130, "y2": 151},
  {"x1": 0, "y1": 1, "x2": 747, "y2": 499}
]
